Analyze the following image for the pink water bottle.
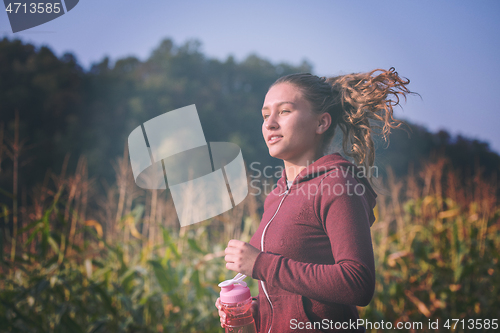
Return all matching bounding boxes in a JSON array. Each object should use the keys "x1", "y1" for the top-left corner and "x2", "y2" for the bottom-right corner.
[{"x1": 219, "y1": 281, "x2": 257, "y2": 333}]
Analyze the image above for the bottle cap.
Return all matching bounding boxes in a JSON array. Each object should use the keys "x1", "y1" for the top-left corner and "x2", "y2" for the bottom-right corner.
[{"x1": 220, "y1": 282, "x2": 251, "y2": 304}]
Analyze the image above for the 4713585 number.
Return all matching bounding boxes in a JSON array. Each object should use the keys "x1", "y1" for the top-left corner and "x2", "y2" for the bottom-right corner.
[
  {"x1": 444, "y1": 318, "x2": 498, "y2": 330},
  {"x1": 5, "y1": 2, "x2": 62, "y2": 14}
]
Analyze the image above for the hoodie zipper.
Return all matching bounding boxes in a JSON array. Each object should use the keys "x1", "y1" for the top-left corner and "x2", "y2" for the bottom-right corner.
[{"x1": 260, "y1": 186, "x2": 289, "y2": 333}]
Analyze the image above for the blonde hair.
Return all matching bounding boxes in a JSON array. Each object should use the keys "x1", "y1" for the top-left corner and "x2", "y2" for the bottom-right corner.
[{"x1": 270, "y1": 67, "x2": 415, "y2": 193}]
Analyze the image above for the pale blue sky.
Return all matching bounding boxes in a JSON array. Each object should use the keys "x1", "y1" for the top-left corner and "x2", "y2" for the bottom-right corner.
[{"x1": 2, "y1": 0, "x2": 500, "y2": 154}]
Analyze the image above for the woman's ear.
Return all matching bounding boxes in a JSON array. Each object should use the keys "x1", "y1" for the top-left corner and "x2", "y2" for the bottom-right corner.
[{"x1": 316, "y1": 112, "x2": 332, "y2": 135}]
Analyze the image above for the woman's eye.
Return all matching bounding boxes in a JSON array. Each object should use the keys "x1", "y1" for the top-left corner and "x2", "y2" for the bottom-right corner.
[{"x1": 263, "y1": 110, "x2": 288, "y2": 119}]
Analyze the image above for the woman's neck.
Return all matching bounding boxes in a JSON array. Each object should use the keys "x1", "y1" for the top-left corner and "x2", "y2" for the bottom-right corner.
[{"x1": 284, "y1": 150, "x2": 325, "y2": 181}]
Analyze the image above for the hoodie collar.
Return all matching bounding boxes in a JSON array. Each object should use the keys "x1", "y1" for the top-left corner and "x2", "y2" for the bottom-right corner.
[{"x1": 276, "y1": 153, "x2": 377, "y2": 199}]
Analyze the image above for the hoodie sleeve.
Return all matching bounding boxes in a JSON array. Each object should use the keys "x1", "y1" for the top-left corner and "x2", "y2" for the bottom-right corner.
[{"x1": 251, "y1": 172, "x2": 376, "y2": 306}]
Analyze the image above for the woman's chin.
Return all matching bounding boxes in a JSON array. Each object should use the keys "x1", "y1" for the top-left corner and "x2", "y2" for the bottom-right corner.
[
  {"x1": 267, "y1": 148, "x2": 287, "y2": 160},
  {"x1": 267, "y1": 147, "x2": 279, "y2": 157}
]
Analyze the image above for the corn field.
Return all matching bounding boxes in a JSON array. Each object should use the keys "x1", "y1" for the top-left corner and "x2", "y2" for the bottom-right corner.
[{"x1": 0, "y1": 141, "x2": 499, "y2": 332}]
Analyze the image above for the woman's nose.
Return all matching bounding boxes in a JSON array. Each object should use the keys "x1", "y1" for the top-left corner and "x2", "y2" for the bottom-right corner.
[{"x1": 265, "y1": 113, "x2": 279, "y2": 130}]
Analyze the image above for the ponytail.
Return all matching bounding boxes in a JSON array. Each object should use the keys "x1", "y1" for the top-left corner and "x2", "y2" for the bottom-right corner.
[
  {"x1": 270, "y1": 68, "x2": 415, "y2": 192},
  {"x1": 326, "y1": 67, "x2": 413, "y2": 172}
]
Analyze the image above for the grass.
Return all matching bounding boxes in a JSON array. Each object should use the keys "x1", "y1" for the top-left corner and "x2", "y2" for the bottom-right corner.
[{"x1": 0, "y1": 146, "x2": 499, "y2": 332}]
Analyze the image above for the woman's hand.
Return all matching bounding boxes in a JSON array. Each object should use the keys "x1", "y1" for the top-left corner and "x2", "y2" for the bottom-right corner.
[
  {"x1": 215, "y1": 297, "x2": 227, "y2": 328},
  {"x1": 215, "y1": 297, "x2": 259, "y2": 329},
  {"x1": 224, "y1": 239, "x2": 261, "y2": 276},
  {"x1": 250, "y1": 298, "x2": 259, "y2": 322}
]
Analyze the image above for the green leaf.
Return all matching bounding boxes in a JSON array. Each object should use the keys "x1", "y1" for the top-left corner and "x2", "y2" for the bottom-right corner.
[
  {"x1": 0, "y1": 187, "x2": 14, "y2": 199},
  {"x1": 191, "y1": 269, "x2": 203, "y2": 299},
  {"x1": 187, "y1": 238, "x2": 204, "y2": 254},
  {"x1": 0, "y1": 228, "x2": 3, "y2": 263},
  {"x1": 48, "y1": 236, "x2": 62, "y2": 256},
  {"x1": 61, "y1": 315, "x2": 84, "y2": 333},
  {"x1": 149, "y1": 260, "x2": 172, "y2": 294}
]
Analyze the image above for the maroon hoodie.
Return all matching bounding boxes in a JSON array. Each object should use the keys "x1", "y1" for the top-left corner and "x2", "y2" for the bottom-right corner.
[{"x1": 249, "y1": 153, "x2": 377, "y2": 333}]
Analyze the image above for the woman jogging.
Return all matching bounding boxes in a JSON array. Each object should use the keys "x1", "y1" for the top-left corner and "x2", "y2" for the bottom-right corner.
[{"x1": 216, "y1": 68, "x2": 412, "y2": 332}]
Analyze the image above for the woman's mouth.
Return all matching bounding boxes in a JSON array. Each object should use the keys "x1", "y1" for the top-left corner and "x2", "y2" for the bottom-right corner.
[{"x1": 268, "y1": 135, "x2": 283, "y2": 144}]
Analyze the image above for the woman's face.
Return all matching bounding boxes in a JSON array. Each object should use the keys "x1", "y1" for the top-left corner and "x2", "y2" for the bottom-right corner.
[{"x1": 261, "y1": 83, "x2": 326, "y2": 164}]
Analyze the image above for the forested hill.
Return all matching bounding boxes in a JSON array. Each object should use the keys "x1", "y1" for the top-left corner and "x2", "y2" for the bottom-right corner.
[{"x1": 1, "y1": 36, "x2": 499, "y2": 198}]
